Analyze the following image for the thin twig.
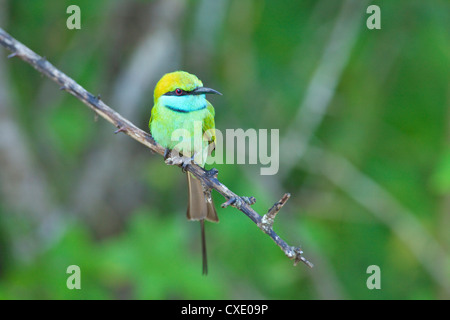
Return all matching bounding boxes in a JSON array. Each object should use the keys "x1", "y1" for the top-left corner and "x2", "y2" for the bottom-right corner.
[
  {"x1": 0, "y1": 27, "x2": 313, "y2": 268},
  {"x1": 259, "y1": 193, "x2": 291, "y2": 234}
]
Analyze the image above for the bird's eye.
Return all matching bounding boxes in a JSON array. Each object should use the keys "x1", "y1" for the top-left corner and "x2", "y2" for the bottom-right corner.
[{"x1": 175, "y1": 88, "x2": 183, "y2": 96}]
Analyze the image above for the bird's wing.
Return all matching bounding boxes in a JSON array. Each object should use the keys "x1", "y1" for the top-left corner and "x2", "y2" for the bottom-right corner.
[
  {"x1": 202, "y1": 102, "x2": 216, "y2": 142},
  {"x1": 203, "y1": 102, "x2": 216, "y2": 144},
  {"x1": 148, "y1": 105, "x2": 154, "y2": 129},
  {"x1": 149, "y1": 103, "x2": 159, "y2": 133}
]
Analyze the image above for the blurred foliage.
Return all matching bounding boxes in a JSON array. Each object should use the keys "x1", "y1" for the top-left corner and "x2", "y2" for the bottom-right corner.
[{"x1": 0, "y1": 0, "x2": 449, "y2": 300}]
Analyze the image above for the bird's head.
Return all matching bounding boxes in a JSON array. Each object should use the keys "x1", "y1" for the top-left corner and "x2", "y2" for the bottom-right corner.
[{"x1": 154, "y1": 71, "x2": 221, "y2": 112}]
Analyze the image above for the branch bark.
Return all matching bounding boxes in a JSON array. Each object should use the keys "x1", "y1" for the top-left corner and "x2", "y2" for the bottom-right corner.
[{"x1": 0, "y1": 27, "x2": 313, "y2": 268}]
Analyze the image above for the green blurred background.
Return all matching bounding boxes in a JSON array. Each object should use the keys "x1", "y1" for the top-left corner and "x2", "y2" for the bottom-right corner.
[{"x1": 0, "y1": 0, "x2": 449, "y2": 299}]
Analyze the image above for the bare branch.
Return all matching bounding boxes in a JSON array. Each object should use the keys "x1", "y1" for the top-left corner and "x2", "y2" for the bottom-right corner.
[{"x1": 0, "y1": 27, "x2": 313, "y2": 268}]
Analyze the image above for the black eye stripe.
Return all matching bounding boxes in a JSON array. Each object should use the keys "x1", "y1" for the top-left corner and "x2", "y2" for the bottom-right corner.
[
  {"x1": 163, "y1": 86, "x2": 207, "y2": 96},
  {"x1": 164, "y1": 89, "x2": 189, "y2": 96}
]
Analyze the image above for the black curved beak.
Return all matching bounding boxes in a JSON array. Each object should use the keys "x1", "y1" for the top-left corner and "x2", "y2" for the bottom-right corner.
[{"x1": 191, "y1": 87, "x2": 222, "y2": 96}]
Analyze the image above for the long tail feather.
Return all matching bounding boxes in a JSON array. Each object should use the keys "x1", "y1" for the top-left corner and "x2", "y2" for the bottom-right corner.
[
  {"x1": 186, "y1": 173, "x2": 218, "y2": 274},
  {"x1": 201, "y1": 220, "x2": 207, "y2": 275}
]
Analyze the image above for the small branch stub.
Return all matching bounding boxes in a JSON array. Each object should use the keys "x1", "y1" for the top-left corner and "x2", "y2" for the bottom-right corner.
[
  {"x1": 114, "y1": 126, "x2": 126, "y2": 134},
  {"x1": 292, "y1": 247, "x2": 314, "y2": 268},
  {"x1": 7, "y1": 51, "x2": 17, "y2": 59},
  {"x1": 259, "y1": 193, "x2": 291, "y2": 233}
]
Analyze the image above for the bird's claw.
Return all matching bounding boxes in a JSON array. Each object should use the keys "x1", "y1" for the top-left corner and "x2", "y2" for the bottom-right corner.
[
  {"x1": 181, "y1": 156, "x2": 195, "y2": 173},
  {"x1": 221, "y1": 196, "x2": 256, "y2": 209},
  {"x1": 163, "y1": 148, "x2": 171, "y2": 161},
  {"x1": 204, "y1": 167, "x2": 219, "y2": 179},
  {"x1": 164, "y1": 153, "x2": 194, "y2": 172}
]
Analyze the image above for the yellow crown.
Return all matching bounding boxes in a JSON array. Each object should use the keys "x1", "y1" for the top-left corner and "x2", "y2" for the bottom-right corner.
[{"x1": 154, "y1": 71, "x2": 204, "y2": 103}]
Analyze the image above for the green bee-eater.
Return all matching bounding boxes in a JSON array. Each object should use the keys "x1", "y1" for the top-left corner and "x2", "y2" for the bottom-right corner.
[{"x1": 149, "y1": 71, "x2": 221, "y2": 274}]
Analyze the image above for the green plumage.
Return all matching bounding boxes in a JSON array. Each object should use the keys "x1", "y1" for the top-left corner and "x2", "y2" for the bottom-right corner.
[
  {"x1": 149, "y1": 100, "x2": 215, "y2": 165},
  {"x1": 149, "y1": 71, "x2": 221, "y2": 275}
]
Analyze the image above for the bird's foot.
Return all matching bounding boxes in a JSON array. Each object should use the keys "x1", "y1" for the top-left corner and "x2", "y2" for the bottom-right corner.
[
  {"x1": 165, "y1": 153, "x2": 195, "y2": 172},
  {"x1": 221, "y1": 196, "x2": 256, "y2": 209},
  {"x1": 203, "y1": 167, "x2": 219, "y2": 179},
  {"x1": 181, "y1": 155, "x2": 195, "y2": 173},
  {"x1": 163, "y1": 148, "x2": 171, "y2": 161}
]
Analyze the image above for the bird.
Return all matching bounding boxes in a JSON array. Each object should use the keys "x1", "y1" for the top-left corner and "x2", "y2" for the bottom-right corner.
[{"x1": 149, "y1": 71, "x2": 221, "y2": 275}]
